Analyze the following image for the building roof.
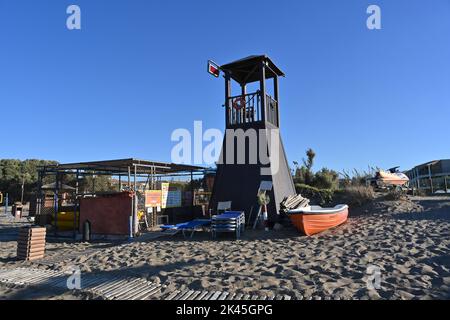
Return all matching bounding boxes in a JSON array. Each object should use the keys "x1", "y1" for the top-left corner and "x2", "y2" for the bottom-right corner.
[
  {"x1": 220, "y1": 55, "x2": 285, "y2": 84},
  {"x1": 39, "y1": 158, "x2": 204, "y2": 175},
  {"x1": 410, "y1": 159, "x2": 449, "y2": 169}
]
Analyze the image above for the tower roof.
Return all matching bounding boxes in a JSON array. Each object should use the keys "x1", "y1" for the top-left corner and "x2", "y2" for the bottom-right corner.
[{"x1": 220, "y1": 55, "x2": 285, "y2": 85}]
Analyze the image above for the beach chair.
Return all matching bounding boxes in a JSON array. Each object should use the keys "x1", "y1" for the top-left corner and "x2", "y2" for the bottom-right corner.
[
  {"x1": 160, "y1": 219, "x2": 211, "y2": 239},
  {"x1": 217, "y1": 201, "x2": 232, "y2": 214},
  {"x1": 211, "y1": 211, "x2": 245, "y2": 239}
]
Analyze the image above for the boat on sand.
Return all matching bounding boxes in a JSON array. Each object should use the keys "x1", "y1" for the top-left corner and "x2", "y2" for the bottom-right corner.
[{"x1": 288, "y1": 204, "x2": 349, "y2": 236}]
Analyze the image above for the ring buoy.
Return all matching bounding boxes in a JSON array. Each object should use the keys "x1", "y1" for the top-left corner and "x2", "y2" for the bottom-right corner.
[{"x1": 232, "y1": 96, "x2": 246, "y2": 110}]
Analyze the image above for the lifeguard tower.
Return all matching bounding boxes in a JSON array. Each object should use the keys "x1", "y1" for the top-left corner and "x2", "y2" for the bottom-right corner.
[{"x1": 209, "y1": 55, "x2": 296, "y2": 224}]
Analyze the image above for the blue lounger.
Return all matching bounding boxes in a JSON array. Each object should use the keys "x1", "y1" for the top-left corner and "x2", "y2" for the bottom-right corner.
[{"x1": 161, "y1": 219, "x2": 211, "y2": 238}]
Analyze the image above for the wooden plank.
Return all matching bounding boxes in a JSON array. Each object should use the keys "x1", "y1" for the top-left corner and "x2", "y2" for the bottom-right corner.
[
  {"x1": 18, "y1": 232, "x2": 46, "y2": 239},
  {"x1": 128, "y1": 284, "x2": 160, "y2": 300},
  {"x1": 218, "y1": 292, "x2": 228, "y2": 300},
  {"x1": 188, "y1": 291, "x2": 201, "y2": 300},
  {"x1": 180, "y1": 290, "x2": 195, "y2": 300},
  {"x1": 119, "y1": 282, "x2": 155, "y2": 300},
  {"x1": 17, "y1": 245, "x2": 46, "y2": 253},
  {"x1": 17, "y1": 247, "x2": 46, "y2": 255},
  {"x1": 19, "y1": 229, "x2": 46, "y2": 236},
  {"x1": 210, "y1": 291, "x2": 222, "y2": 300},
  {"x1": 18, "y1": 272, "x2": 51, "y2": 285},
  {"x1": 195, "y1": 291, "x2": 209, "y2": 300},
  {"x1": 93, "y1": 279, "x2": 129, "y2": 295},
  {"x1": 79, "y1": 276, "x2": 109, "y2": 289},
  {"x1": 88, "y1": 274, "x2": 124, "y2": 291},
  {"x1": 165, "y1": 290, "x2": 180, "y2": 300},
  {"x1": 101, "y1": 280, "x2": 133, "y2": 297},
  {"x1": 17, "y1": 238, "x2": 46, "y2": 245},
  {"x1": 226, "y1": 292, "x2": 236, "y2": 300},
  {"x1": 109, "y1": 281, "x2": 144, "y2": 299},
  {"x1": 134, "y1": 285, "x2": 161, "y2": 300},
  {"x1": 202, "y1": 291, "x2": 215, "y2": 300},
  {"x1": 17, "y1": 253, "x2": 45, "y2": 261},
  {"x1": 234, "y1": 293, "x2": 244, "y2": 300},
  {"x1": 173, "y1": 289, "x2": 189, "y2": 300}
]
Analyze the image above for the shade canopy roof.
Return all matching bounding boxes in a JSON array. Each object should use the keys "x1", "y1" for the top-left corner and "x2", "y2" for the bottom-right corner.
[
  {"x1": 220, "y1": 55, "x2": 285, "y2": 85},
  {"x1": 39, "y1": 158, "x2": 204, "y2": 175},
  {"x1": 41, "y1": 182, "x2": 76, "y2": 190}
]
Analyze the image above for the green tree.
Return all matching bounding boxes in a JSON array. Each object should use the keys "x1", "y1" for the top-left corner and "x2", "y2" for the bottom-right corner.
[
  {"x1": 0, "y1": 159, "x2": 58, "y2": 202},
  {"x1": 303, "y1": 148, "x2": 316, "y2": 171}
]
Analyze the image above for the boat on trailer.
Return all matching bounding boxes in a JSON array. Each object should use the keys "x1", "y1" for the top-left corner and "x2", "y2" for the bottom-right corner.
[
  {"x1": 287, "y1": 204, "x2": 349, "y2": 236},
  {"x1": 375, "y1": 169, "x2": 409, "y2": 187}
]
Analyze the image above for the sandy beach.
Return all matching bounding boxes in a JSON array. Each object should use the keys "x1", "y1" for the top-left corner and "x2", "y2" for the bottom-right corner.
[{"x1": 1, "y1": 195, "x2": 449, "y2": 300}]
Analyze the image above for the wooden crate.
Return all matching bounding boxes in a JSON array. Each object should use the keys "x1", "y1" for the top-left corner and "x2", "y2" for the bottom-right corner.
[{"x1": 17, "y1": 227, "x2": 46, "y2": 261}]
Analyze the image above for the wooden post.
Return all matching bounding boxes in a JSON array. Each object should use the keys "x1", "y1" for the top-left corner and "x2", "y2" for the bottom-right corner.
[
  {"x1": 133, "y1": 165, "x2": 138, "y2": 235},
  {"x1": 416, "y1": 167, "x2": 420, "y2": 190},
  {"x1": 428, "y1": 164, "x2": 433, "y2": 194},
  {"x1": 260, "y1": 61, "x2": 266, "y2": 122},
  {"x1": 54, "y1": 173, "x2": 59, "y2": 236},
  {"x1": 241, "y1": 84, "x2": 246, "y2": 123},
  {"x1": 225, "y1": 72, "x2": 231, "y2": 127},
  {"x1": 73, "y1": 170, "x2": 79, "y2": 239},
  {"x1": 274, "y1": 75, "x2": 279, "y2": 127},
  {"x1": 444, "y1": 176, "x2": 448, "y2": 193},
  {"x1": 128, "y1": 166, "x2": 133, "y2": 238},
  {"x1": 36, "y1": 170, "x2": 43, "y2": 223}
]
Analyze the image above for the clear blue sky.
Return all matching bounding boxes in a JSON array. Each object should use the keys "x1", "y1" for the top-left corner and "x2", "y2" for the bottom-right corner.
[{"x1": 1, "y1": 0, "x2": 449, "y2": 174}]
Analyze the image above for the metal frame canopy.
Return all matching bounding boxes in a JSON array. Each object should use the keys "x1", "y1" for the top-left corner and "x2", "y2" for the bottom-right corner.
[
  {"x1": 35, "y1": 158, "x2": 204, "y2": 238},
  {"x1": 39, "y1": 158, "x2": 204, "y2": 176}
]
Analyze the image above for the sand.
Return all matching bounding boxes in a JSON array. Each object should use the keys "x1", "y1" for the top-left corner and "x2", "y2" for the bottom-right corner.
[{"x1": 1, "y1": 195, "x2": 449, "y2": 300}]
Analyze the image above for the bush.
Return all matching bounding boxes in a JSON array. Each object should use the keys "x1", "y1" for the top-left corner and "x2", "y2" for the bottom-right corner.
[
  {"x1": 295, "y1": 183, "x2": 334, "y2": 206},
  {"x1": 385, "y1": 189, "x2": 408, "y2": 201},
  {"x1": 339, "y1": 185, "x2": 375, "y2": 206},
  {"x1": 313, "y1": 168, "x2": 339, "y2": 190}
]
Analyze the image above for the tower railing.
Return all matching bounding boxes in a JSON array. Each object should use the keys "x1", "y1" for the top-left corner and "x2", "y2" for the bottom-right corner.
[{"x1": 227, "y1": 91, "x2": 278, "y2": 127}]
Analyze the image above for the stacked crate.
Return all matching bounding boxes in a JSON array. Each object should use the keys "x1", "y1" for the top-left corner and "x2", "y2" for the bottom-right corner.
[{"x1": 17, "y1": 227, "x2": 46, "y2": 261}]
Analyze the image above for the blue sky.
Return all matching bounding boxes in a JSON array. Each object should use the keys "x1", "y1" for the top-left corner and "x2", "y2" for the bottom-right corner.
[{"x1": 0, "y1": 0, "x2": 449, "y2": 174}]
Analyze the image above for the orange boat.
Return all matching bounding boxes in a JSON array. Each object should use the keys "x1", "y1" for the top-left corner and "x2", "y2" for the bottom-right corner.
[{"x1": 287, "y1": 204, "x2": 349, "y2": 236}]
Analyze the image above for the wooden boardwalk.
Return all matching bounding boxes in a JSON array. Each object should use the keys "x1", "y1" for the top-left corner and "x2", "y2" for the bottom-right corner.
[
  {"x1": 0, "y1": 267, "x2": 162, "y2": 300},
  {"x1": 162, "y1": 289, "x2": 291, "y2": 300},
  {"x1": 0, "y1": 267, "x2": 291, "y2": 300}
]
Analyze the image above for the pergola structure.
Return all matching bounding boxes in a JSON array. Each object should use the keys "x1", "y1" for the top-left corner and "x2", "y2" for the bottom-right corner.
[{"x1": 36, "y1": 158, "x2": 204, "y2": 238}]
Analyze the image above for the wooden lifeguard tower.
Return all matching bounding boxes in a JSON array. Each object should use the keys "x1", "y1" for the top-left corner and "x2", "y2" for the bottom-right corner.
[{"x1": 209, "y1": 55, "x2": 296, "y2": 224}]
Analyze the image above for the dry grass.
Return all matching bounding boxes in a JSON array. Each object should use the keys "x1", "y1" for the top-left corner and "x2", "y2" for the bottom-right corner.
[{"x1": 341, "y1": 185, "x2": 376, "y2": 206}]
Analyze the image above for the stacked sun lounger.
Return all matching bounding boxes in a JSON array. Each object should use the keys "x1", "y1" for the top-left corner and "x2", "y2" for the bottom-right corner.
[
  {"x1": 211, "y1": 211, "x2": 245, "y2": 239},
  {"x1": 17, "y1": 227, "x2": 46, "y2": 261}
]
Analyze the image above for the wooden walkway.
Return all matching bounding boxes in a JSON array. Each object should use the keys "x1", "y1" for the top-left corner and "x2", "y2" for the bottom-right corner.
[
  {"x1": 0, "y1": 267, "x2": 162, "y2": 300},
  {"x1": 0, "y1": 267, "x2": 291, "y2": 300},
  {"x1": 162, "y1": 289, "x2": 291, "y2": 300}
]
